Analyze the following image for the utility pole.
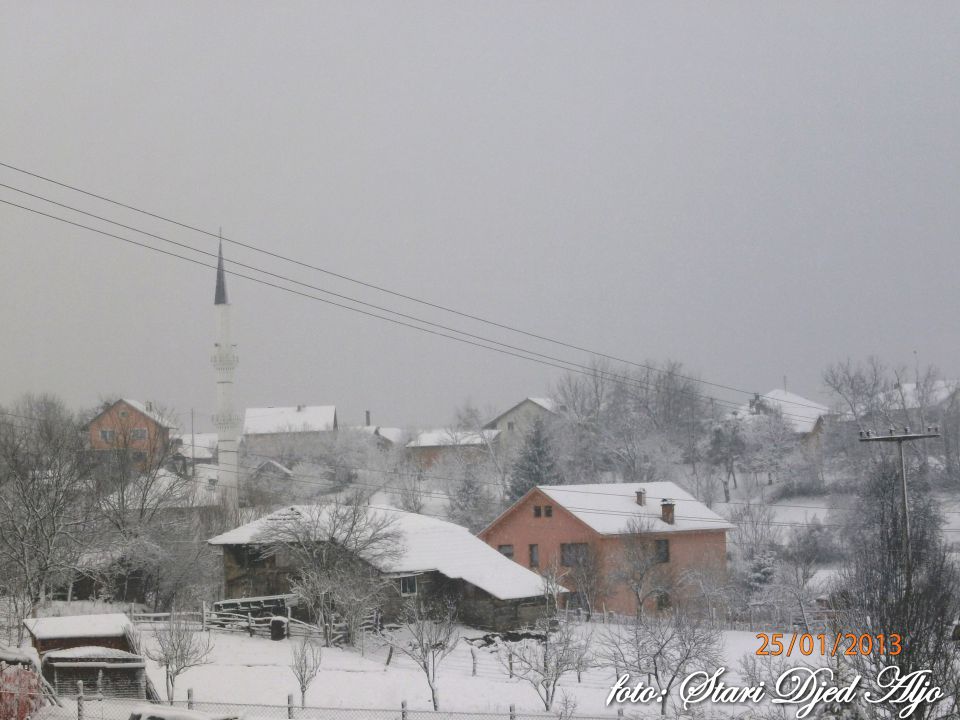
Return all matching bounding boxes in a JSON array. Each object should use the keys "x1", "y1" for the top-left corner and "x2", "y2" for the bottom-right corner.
[{"x1": 859, "y1": 425, "x2": 940, "y2": 602}]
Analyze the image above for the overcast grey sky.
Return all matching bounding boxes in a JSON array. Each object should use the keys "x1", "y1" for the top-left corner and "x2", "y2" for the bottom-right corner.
[{"x1": 2, "y1": 2, "x2": 958, "y2": 430}]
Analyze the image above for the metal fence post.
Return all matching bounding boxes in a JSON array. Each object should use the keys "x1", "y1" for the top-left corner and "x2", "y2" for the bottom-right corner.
[
  {"x1": 188, "y1": 688, "x2": 194, "y2": 710},
  {"x1": 617, "y1": 709, "x2": 624, "y2": 718},
  {"x1": 96, "y1": 668, "x2": 103, "y2": 698},
  {"x1": 202, "y1": 602, "x2": 207, "y2": 632},
  {"x1": 401, "y1": 700, "x2": 407, "y2": 720},
  {"x1": 77, "y1": 680, "x2": 84, "y2": 720},
  {"x1": 471, "y1": 647, "x2": 477, "y2": 676},
  {"x1": 509, "y1": 704, "x2": 516, "y2": 720},
  {"x1": 287, "y1": 693, "x2": 294, "y2": 719},
  {"x1": 508, "y1": 650, "x2": 514, "y2": 678}
]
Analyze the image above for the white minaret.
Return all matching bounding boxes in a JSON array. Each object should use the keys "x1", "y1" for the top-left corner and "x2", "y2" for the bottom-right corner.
[{"x1": 211, "y1": 241, "x2": 241, "y2": 513}]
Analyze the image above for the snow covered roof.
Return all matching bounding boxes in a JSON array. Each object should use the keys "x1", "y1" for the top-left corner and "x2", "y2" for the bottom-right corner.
[
  {"x1": 174, "y1": 432, "x2": 218, "y2": 461},
  {"x1": 349, "y1": 426, "x2": 406, "y2": 445},
  {"x1": 208, "y1": 506, "x2": 545, "y2": 601},
  {"x1": 121, "y1": 399, "x2": 177, "y2": 429},
  {"x1": 407, "y1": 429, "x2": 499, "y2": 448},
  {"x1": 731, "y1": 389, "x2": 828, "y2": 434},
  {"x1": 244, "y1": 406, "x2": 337, "y2": 435},
  {"x1": 254, "y1": 459, "x2": 294, "y2": 476},
  {"x1": 0, "y1": 643, "x2": 34, "y2": 665},
  {"x1": 127, "y1": 705, "x2": 237, "y2": 720},
  {"x1": 43, "y1": 646, "x2": 141, "y2": 661},
  {"x1": 374, "y1": 427, "x2": 405, "y2": 444},
  {"x1": 484, "y1": 397, "x2": 561, "y2": 429},
  {"x1": 23, "y1": 614, "x2": 131, "y2": 640},
  {"x1": 534, "y1": 482, "x2": 735, "y2": 535},
  {"x1": 528, "y1": 398, "x2": 558, "y2": 413}
]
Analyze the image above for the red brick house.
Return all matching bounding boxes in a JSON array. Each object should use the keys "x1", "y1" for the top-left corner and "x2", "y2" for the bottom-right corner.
[
  {"x1": 86, "y1": 399, "x2": 176, "y2": 462},
  {"x1": 479, "y1": 482, "x2": 733, "y2": 616}
]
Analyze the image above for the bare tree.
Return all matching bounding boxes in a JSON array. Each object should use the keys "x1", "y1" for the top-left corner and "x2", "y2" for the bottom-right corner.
[
  {"x1": 566, "y1": 545, "x2": 612, "y2": 621},
  {"x1": 0, "y1": 395, "x2": 91, "y2": 634},
  {"x1": 144, "y1": 611, "x2": 214, "y2": 703},
  {"x1": 289, "y1": 636, "x2": 323, "y2": 707},
  {"x1": 377, "y1": 598, "x2": 459, "y2": 710},
  {"x1": 539, "y1": 561, "x2": 568, "y2": 614},
  {"x1": 600, "y1": 609, "x2": 721, "y2": 716},
  {"x1": 496, "y1": 617, "x2": 588, "y2": 711},
  {"x1": 264, "y1": 494, "x2": 402, "y2": 646},
  {"x1": 618, "y1": 517, "x2": 674, "y2": 616}
]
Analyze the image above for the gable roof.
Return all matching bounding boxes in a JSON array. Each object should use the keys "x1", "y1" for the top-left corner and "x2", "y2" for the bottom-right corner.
[
  {"x1": 208, "y1": 505, "x2": 545, "y2": 601},
  {"x1": 244, "y1": 406, "x2": 337, "y2": 435},
  {"x1": 87, "y1": 399, "x2": 177, "y2": 431},
  {"x1": 407, "y1": 429, "x2": 499, "y2": 448},
  {"x1": 731, "y1": 389, "x2": 828, "y2": 434},
  {"x1": 23, "y1": 613, "x2": 132, "y2": 641},
  {"x1": 254, "y1": 459, "x2": 294, "y2": 477},
  {"x1": 484, "y1": 397, "x2": 560, "y2": 429},
  {"x1": 533, "y1": 482, "x2": 735, "y2": 535}
]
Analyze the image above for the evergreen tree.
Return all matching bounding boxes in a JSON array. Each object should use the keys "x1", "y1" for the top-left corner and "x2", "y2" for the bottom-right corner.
[{"x1": 508, "y1": 418, "x2": 563, "y2": 501}]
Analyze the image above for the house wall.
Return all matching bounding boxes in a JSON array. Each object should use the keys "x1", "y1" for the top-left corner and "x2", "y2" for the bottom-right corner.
[
  {"x1": 487, "y1": 400, "x2": 554, "y2": 436},
  {"x1": 87, "y1": 401, "x2": 168, "y2": 453},
  {"x1": 479, "y1": 488, "x2": 728, "y2": 616},
  {"x1": 219, "y1": 547, "x2": 542, "y2": 631},
  {"x1": 222, "y1": 545, "x2": 295, "y2": 598}
]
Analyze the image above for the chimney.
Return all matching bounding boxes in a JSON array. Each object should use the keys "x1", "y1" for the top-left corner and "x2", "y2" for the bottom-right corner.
[
  {"x1": 144, "y1": 401, "x2": 153, "y2": 412},
  {"x1": 365, "y1": 410, "x2": 371, "y2": 426},
  {"x1": 661, "y1": 499, "x2": 675, "y2": 525},
  {"x1": 296, "y1": 405, "x2": 304, "y2": 412},
  {"x1": 635, "y1": 489, "x2": 646, "y2": 506}
]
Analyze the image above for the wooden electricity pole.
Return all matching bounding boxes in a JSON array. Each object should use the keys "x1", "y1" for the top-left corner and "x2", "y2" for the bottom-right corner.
[{"x1": 859, "y1": 425, "x2": 941, "y2": 602}]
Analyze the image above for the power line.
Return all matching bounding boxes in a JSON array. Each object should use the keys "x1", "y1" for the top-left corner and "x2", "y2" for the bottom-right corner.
[
  {"x1": 0, "y1": 160, "x2": 832, "y2": 416},
  {"x1": 0, "y1": 181, "x2": 740, "y2": 412},
  {"x1": 0, "y1": 193, "x2": 819, "y2": 425}
]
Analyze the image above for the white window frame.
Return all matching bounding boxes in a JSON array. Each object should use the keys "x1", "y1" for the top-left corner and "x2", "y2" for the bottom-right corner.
[
  {"x1": 131, "y1": 427, "x2": 148, "y2": 441},
  {"x1": 99, "y1": 429, "x2": 115, "y2": 442}
]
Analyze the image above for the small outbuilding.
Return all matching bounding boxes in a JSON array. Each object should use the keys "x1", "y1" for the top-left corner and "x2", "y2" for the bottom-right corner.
[
  {"x1": 22, "y1": 614, "x2": 134, "y2": 655},
  {"x1": 42, "y1": 646, "x2": 147, "y2": 698}
]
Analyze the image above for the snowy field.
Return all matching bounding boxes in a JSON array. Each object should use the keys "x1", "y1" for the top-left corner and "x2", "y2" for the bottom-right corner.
[{"x1": 138, "y1": 625, "x2": 777, "y2": 716}]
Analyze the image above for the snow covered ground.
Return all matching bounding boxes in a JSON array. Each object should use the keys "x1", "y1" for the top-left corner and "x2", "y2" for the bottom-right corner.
[{"x1": 137, "y1": 625, "x2": 785, "y2": 716}]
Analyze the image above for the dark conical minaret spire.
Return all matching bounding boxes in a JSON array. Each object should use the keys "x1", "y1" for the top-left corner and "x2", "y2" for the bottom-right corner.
[{"x1": 214, "y1": 239, "x2": 228, "y2": 305}]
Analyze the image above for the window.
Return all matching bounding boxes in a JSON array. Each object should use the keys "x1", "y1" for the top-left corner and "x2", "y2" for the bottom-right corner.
[
  {"x1": 119, "y1": 410, "x2": 128, "y2": 418},
  {"x1": 507, "y1": 421, "x2": 515, "y2": 431},
  {"x1": 544, "y1": 505, "x2": 553, "y2": 517},
  {"x1": 656, "y1": 592, "x2": 671, "y2": 611},
  {"x1": 533, "y1": 506, "x2": 542, "y2": 518},
  {"x1": 131, "y1": 427, "x2": 148, "y2": 440},
  {"x1": 560, "y1": 543, "x2": 589, "y2": 567},
  {"x1": 132, "y1": 451, "x2": 146, "y2": 463},
  {"x1": 655, "y1": 539, "x2": 670, "y2": 564},
  {"x1": 529, "y1": 544, "x2": 539, "y2": 568},
  {"x1": 399, "y1": 576, "x2": 418, "y2": 596},
  {"x1": 498, "y1": 544, "x2": 514, "y2": 559},
  {"x1": 99, "y1": 429, "x2": 115, "y2": 443}
]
